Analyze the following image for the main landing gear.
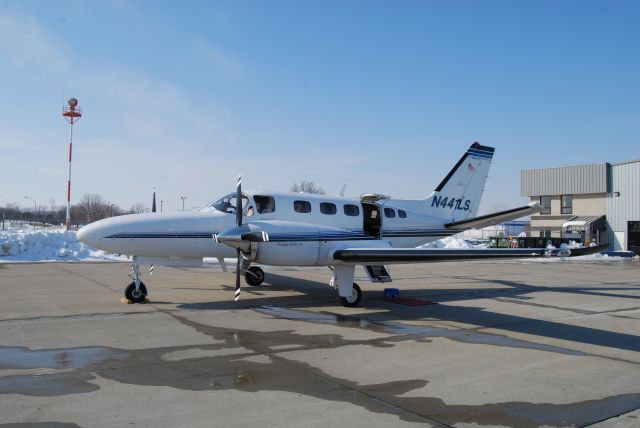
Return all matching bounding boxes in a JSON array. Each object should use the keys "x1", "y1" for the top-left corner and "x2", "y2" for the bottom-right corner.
[
  {"x1": 125, "y1": 262, "x2": 148, "y2": 303},
  {"x1": 330, "y1": 265, "x2": 362, "y2": 307},
  {"x1": 339, "y1": 282, "x2": 362, "y2": 307},
  {"x1": 245, "y1": 266, "x2": 265, "y2": 287}
]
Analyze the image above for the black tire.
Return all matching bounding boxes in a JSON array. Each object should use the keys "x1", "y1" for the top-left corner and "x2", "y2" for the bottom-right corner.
[
  {"x1": 245, "y1": 266, "x2": 265, "y2": 286},
  {"x1": 339, "y1": 282, "x2": 362, "y2": 307},
  {"x1": 125, "y1": 282, "x2": 147, "y2": 303}
]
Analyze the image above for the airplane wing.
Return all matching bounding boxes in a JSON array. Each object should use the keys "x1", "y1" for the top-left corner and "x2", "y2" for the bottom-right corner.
[
  {"x1": 333, "y1": 244, "x2": 609, "y2": 264},
  {"x1": 445, "y1": 202, "x2": 541, "y2": 231}
]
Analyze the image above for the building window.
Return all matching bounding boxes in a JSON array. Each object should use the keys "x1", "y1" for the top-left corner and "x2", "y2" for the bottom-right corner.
[
  {"x1": 541, "y1": 229, "x2": 551, "y2": 238},
  {"x1": 293, "y1": 200, "x2": 311, "y2": 213},
  {"x1": 384, "y1": 208, "x2": 396, "y2": 218},
  {"x1": 540, "y1": 196, "x2": 551, "y2": 215},
  {"x1": 561, "y1": 195, "x2": 572, "y2": 214},
  {"x1": 344, "y1": 204, "x2": 360, "y2": 216},
  {"x1": 398, "y1": 210, "x2": 407, "y2": 218},
  {"x1": 320, "y1": 202, "x2": 337, "y2": 215},
  {"x1": 254, "y1": 196, "x2": 276, "y2": 214}
]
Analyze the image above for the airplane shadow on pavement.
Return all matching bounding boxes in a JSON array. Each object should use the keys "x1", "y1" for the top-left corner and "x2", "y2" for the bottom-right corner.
[{"x1": 175, "y1": 272, "x2": 640, "y2": 354}]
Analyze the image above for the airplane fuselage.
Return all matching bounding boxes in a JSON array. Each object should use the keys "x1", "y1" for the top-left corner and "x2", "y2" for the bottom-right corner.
[{"x1": 79, "y1": 191, "x2": 454, "y2": 266}]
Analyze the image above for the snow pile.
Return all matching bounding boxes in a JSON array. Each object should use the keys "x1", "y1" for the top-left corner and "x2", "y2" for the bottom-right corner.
[
  {"x1": 546, "y1": 240, "x2": 586, "y2": 250},
  {"x1": 0, "y1": 228, "x2": 129, "y2": 263},
  {"x1": 420, "y1": 236, "x2": 489, "y2": 249},
  {"x1": 523, "y1": 252, "x2": 637, "y2": 263}
]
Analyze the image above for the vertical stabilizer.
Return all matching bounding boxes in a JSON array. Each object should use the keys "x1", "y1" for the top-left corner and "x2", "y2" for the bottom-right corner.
[{"x1": 423, "y1": 142, "x2": 494, "y2": 222}]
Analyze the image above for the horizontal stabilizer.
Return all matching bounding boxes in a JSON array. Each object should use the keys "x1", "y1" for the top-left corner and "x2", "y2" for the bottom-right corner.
[
  {"x1": 445, "y1": 202, "x2": 541, "y2": 230},
  {"x1": 333, "y1": 244, "x2": 608, "y2": 264}
]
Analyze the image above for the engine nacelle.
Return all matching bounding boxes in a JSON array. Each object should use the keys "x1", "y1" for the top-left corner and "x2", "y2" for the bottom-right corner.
[
  {"x1": 248, "y1": 220, "x2": 321, "y2": 266},
  {"x1": 246, "y1": 220, "x2": 393, "y2": 266}
]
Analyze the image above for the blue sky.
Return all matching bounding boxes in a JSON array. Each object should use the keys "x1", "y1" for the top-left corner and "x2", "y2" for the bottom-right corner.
[{"x1": 1, "y1": 0, "x2": 638, "y2": 213}]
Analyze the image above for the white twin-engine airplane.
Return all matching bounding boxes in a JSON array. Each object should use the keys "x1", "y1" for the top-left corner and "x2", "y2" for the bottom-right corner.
[{"x1": 78, "y1": 143, "x2": 604, "y2": 307}]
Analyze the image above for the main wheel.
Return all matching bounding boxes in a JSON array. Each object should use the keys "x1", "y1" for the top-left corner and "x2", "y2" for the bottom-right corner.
[
  {"x1": 245, "y1": 266, "x2": 265, "y2": 286},
  {"x1": 125, "y1": 282, "x2": 148, "y2": 303},
  {"x1": 339, "y1": 282, "x2": 362, "y2": 307}
]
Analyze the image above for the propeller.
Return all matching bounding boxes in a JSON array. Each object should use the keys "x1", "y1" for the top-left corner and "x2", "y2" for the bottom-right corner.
[
  {"x1": 234, "y1": 175, "x2": 242, "y2": 302},
  {"x1": 212, "y1": 174, "x2": 270, "y2": 302}
]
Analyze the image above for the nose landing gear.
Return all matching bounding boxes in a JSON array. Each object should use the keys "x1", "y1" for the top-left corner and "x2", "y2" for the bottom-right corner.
[{"x1": 125, "y1": 261, "x2": 148, "y2": 303}]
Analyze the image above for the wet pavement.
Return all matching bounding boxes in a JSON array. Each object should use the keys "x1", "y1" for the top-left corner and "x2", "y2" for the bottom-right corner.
[{"x1": 0, "y1": 259, "x2": 639, "y2": 427}]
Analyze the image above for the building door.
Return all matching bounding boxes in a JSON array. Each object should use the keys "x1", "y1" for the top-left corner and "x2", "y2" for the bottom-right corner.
[{"x1": 628, "y1": 221, "x2": 640, "y2": 255}]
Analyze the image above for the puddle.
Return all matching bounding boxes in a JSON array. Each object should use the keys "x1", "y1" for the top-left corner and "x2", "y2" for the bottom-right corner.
[
  {"x1": 0, "y1": 346, "x2": 128, "y2": 370},
  {"x1": 255, "y1": 306, "x2": 588, "y2": 356},
  {"x1": 0, "y1": 423, "x2": 81, "y2": 428},
  {"x1": 1, "y1": 314, "x2": 637, "y2": 427},
  {"x1": 0, "y1": 372, "x2": 99, "y2": 396}
]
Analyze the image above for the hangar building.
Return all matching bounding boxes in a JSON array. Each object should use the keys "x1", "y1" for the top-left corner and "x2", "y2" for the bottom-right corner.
[{"x1": 521, "y1": 160, "x2": 640, "y2": 253}]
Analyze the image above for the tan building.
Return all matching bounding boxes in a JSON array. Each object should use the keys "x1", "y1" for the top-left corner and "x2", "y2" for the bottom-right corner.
[
  {"x1": 521, "y1": 163, "x2": 608, "y2": 245},
  {"x1": 521, "y1": 161, "x2": 640, "y2": 253}
]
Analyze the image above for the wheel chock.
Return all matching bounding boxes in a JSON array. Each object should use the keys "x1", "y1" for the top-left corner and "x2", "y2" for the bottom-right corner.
[{"x1": 120, "y1": 297, "x2": 150, "y2": 304}]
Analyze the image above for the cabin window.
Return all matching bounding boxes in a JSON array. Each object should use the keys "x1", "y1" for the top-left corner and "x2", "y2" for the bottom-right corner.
[
  {"x1": 561, "y1": 195, "x2": 573, "y2": 214},
  {"x1": 384, "y1": 208, "x2": 396, "y2": 218},
  {"x1": 320, "y1": 202, "x2": 337, "y2": 215},
  {"x1": 398, "y1": 210, "x2": 407, "y2": 218},
  {"x1": 254, "y1": 195, "x2": 276, "y2": 214},
  {"x1": 540, "y1": 196, "x2": 551, "y2": 215},
  {"x1": 294, "y1": 200, "x2": 312, "y2": 213},
  {"x1": 344, "y1": 204, "x2": 360, "y2": 216}
]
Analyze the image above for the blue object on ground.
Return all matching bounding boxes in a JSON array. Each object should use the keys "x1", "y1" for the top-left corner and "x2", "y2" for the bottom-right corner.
[{"x1": 383, "y1": 288, "x2": 400, "y2": 299}]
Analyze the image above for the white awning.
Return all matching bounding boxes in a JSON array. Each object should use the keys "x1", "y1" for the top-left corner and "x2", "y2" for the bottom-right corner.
[
  {"x1": 563, "y1": 220, "x2": 587, "y2": 228},
  {"x1": 562, "y1": 216, "x2": 604, "y2": 229}
]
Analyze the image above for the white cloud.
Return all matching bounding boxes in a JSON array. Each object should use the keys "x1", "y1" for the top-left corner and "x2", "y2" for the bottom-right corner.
[
  {"x1": 195, "y1": 38, "x2": 245, "y2": 78},
  {"x1": 0, "y1": 12, "x2": 70, "y2": 72}
]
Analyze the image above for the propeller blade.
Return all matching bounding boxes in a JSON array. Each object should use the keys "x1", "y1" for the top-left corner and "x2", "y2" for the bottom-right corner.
[
  {"x1": 241, "y1": 231, "x2": 269, "y2": 242},
  {"x1": 236, "y1": 174, "x2": 242, "y2": 227},
  {"x1": 234, "y1": 249, "x2": 241, "y2": 302}
]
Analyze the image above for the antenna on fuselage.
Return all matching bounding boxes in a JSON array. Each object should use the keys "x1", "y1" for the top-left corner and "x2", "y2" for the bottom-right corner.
[{"x1": 339, "y1": 184, "x2": 347, "y2": 197}]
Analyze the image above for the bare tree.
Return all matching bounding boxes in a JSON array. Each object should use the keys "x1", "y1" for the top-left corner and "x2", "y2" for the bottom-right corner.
[
  {"x1": 77, "y1": 193, "x2": 109, "y2": 224},
  {"x1": 290, "y1": 180, "x2": 326, "y2": 194},
  {"x1": 129, "y1": 203, "x2": 147, "y2": 214}
]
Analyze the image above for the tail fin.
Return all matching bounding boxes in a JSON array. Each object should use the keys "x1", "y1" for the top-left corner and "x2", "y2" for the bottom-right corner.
[{"x1": 424, "y1": 142, "x2": 494, "y2": 221}]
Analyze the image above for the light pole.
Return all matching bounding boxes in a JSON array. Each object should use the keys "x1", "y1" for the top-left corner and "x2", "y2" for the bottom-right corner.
[
  {"x1": 180, "y1": 196, "x2": 187, "y2": 211},
  {"x1": 24, "y1": 196, "x2": 36, "y2": 225},
  {"x1": 62, "y1": 98, "x2": 82, "y2": 230}
]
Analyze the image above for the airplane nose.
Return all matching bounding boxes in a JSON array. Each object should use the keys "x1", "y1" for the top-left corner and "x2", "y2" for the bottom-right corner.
[{"x1": 77, "y1": 222, "x2": 103, "y2": 248}]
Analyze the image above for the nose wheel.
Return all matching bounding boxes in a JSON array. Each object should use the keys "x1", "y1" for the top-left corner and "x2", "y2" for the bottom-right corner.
[
  {"x1": 125, "y1": 282, "x2": 148, "y2": 303},
  {"x1": 245, "y1": 266, "x2": 265, "y2": 286},
  {"x1": 125, "y1": 261, "x2": 148, "y2": 303}
]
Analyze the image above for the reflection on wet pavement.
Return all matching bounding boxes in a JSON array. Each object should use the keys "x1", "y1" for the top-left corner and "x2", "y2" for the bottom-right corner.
[
  {"x1": 0, "y1": 346, "x2": 128, "y2": 370},
  {"x1": 255, "y1": 306, "x2": 588, "y2": 356},
  {"x1": 1, "y1": 310, "x2": 638, "y2": 427}
]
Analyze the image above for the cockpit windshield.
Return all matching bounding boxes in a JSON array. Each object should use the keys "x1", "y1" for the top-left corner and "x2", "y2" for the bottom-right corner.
[{"x1": 201, "y1": 192, "x2": 249, "y2": 214}]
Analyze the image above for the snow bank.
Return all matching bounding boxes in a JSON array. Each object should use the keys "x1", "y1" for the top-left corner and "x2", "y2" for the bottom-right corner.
[
  {"x1": 520, "y1": 252, "x2": 638, "y2": 263},
  {"x1": 0, "y1": 227, "x2": 129, "y2": 263},
  {"x1": 420, "y1": 236, "x2": 489, "y2": 249},
  {"x1": 421, "y1": 237, "x2": 637, "y2": 262}
]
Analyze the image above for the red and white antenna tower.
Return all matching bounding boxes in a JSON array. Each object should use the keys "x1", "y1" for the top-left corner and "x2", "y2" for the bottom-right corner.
[{"x1": 62, "y1": 98, "x2": 82, "y2": 230}]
